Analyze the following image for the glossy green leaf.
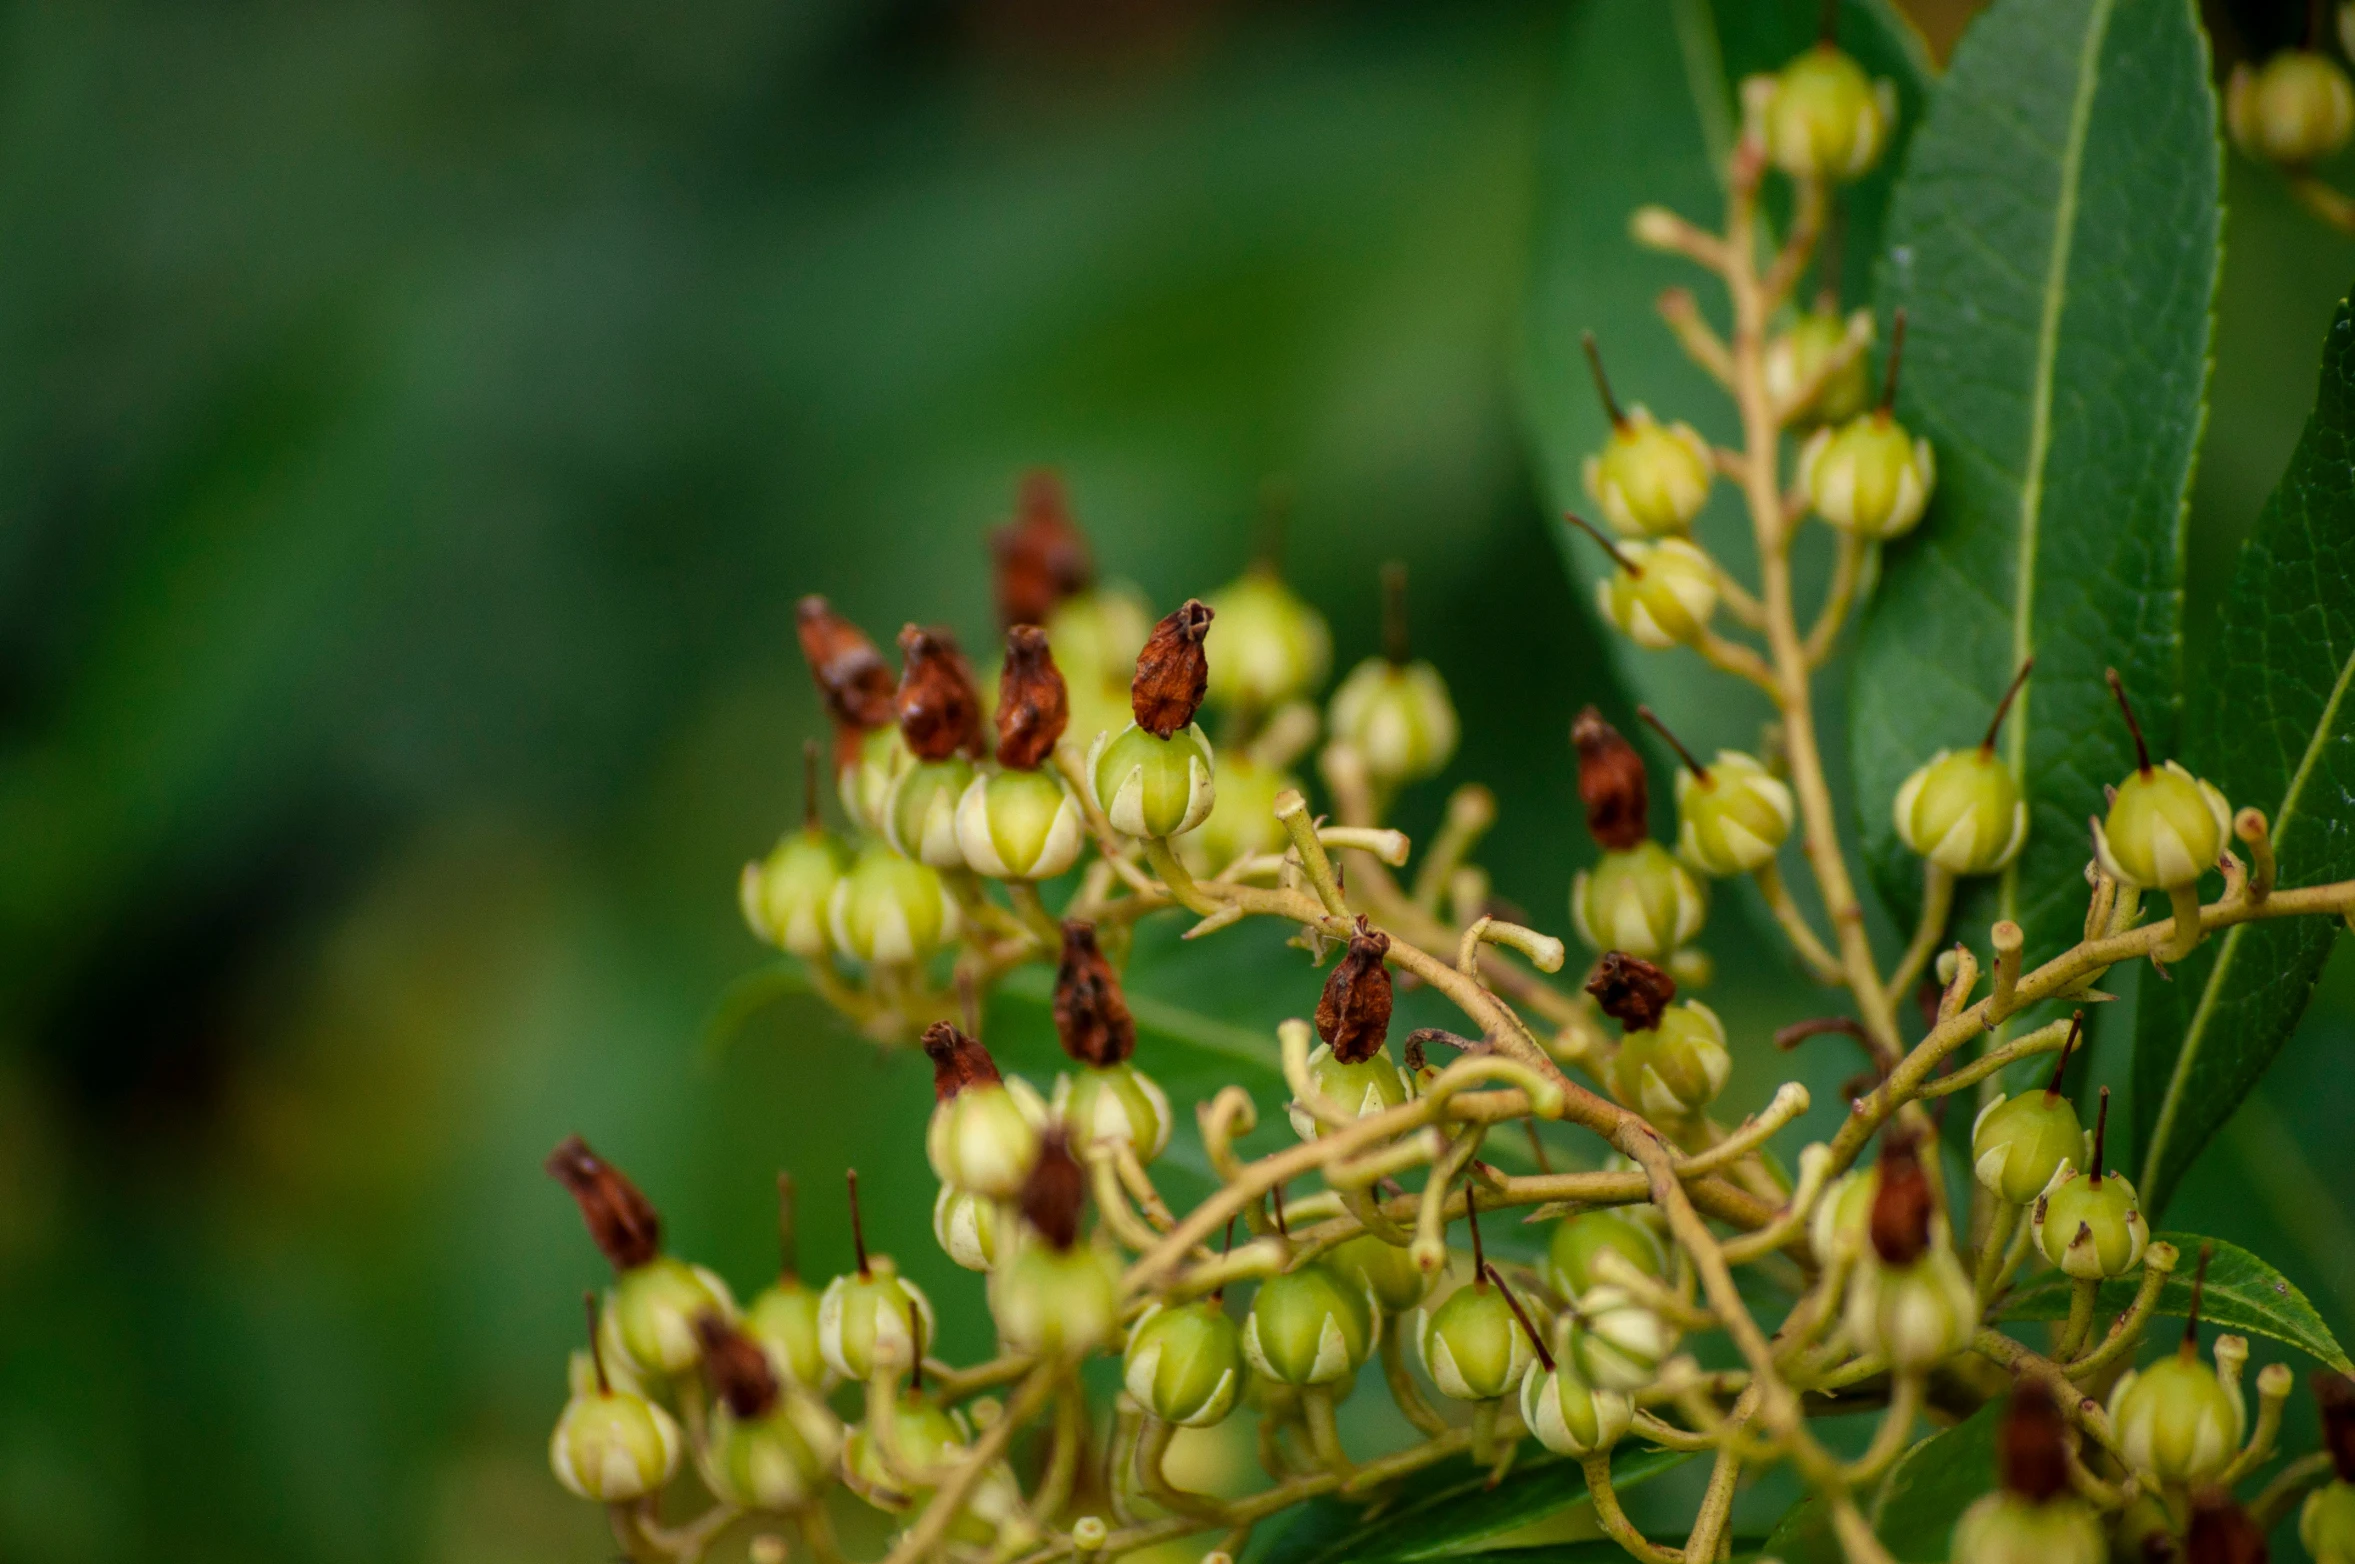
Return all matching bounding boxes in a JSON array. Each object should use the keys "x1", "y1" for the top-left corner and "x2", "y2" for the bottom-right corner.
[
  {"x1": 2133, "y1": 295, "x2": 2355, "y2": 1217},
  {"x1": 1850, "y1": 0, "x2": 2220, "y2": 985},
  {"x1": 1761, "y1": 1398, "x2": 2001, "y2": 1563},
  {"x1": 1258, "y1": 1445, "x2": 1688, "y2": 1564},
  {"x1": 2003, "y1": 1231, "x2": 2353, "y2": 1374}
]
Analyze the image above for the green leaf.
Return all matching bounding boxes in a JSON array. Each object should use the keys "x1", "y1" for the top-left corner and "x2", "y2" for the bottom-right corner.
[
  {"x1": 1520, "y1": 0, "x2": 1929, "y2": 765},
  {"x1": 1850, "y1": 0, "x2": 2220, "y2": 987},
  {"x1": 2002, "y1": 1232, "x2": 2353, "y2": 1374},
  {"x1": 2132, "y1": 294, "x2": 2355, "y2": 1217},
  {"x1": 1761, "y1": 1398, "x2": 2001, "y2": 1563},
  {"x1": 1257, "y1": 1445, "x2": 1688, "y2": 1564}
]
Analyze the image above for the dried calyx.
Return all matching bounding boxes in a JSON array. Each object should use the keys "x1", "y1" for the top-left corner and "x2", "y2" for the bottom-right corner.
[
  {"x1": 2184, "y1": 1487, "x2": 2268, "y2": 1564},
  {"x1": 1980, "y1": 659, "x2": 2034, "y2": 753},
  {"x1": 1131, "y1": 599, "x2": 1215, "y2": 737},
  {"x1": 1054, "y1": 921, "x2": 1135, "y2": 1067},
  {"x1": 2044, "y1": 1011, "x2": 2083, "y2": 1098},
  {"x1": 1586, "y1": 951, "x2": 1676, "y2": 1033},
  {"x1": 2087, "y1": 1086, "x2": 2112, "y2": 1185},
  {"x1": 921, "y1": 1021, "x2": 1004, "y2": 1102},
  {"x1": 1020, "y1": 1129, "x2": 1088, "y2": 1251},
  {"x1": 695, "y1": 1313, "x2": 781, "y2": 1420},
  {"x1": 546, "y1": 1133, "x2": 662, "y2": 1272},
  {"x1": 1868, "y1": 1131, "x2": 1934, "y2": 1266},
  {"x1": 846, "y1": 1168, "x2": 872, "y2": 1278},
  {"x1": 991, "y1": 470, "x2": 1093, "y2": 628},
  {"x1": 995, "y1": 625, "x2": 1070, "y2": 770},
  {"x1": 1573, "y1": 707, "x2": 1650, "y2": 849},
  {"x1": 896, "y1": 626, "x2": 985, "y2": 762},
  {"x1": 796, "y1": 596, "x2": 897, "y2": 742},
  {"x1": 2317, "y1": 1370, "x2": 2355, "y2": 1481},
  {"x1": 1996, "y1": 1379, "x2": 2070, "y2": 1503},
  {"x1": 1583, "y1": 331, "x2": 1628, "y2": 430},
  {"x1": 1316, "y1": 916, "x2": 1395, "y2": 1063},
  {"x1": 2107, "y1": 667, "x2": 2154, "y2": 776}
]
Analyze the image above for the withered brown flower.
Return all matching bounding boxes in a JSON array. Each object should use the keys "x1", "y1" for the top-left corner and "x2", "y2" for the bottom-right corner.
[
  {"x1": 896, "y1": 625, "x2": 985, "y2": 762},
  {"x1": 1316, "y1": 917, "x2": 1394, "y2": 1064},
  {"x1": 796, "y1": 595, "x2": 897, "y2": 737},
  {"x1": 1054, "y1": 921, "x2": 1135, "y2": 1068},
  {"x1": 1996, "y1": 1379, "x2": 2069, "y2": 1504},
  {"x1": 1130, "y1": 600, "x2": 1215, "y2": 738},
  {"x1": 546, "y1": 1134, "x2": 662, "y2": 1272},
  {"x1": 1585, "y1": 951, "x2": 1676, "y2": 1033},
  {"x1": 2184, "y1": 1489, "x2": 2268, "y2": 1564},
  {"x1": 921, "y1": 1021, "x2": 1005, "y2": 1102},
  {"x1": 995, "y1": 625, "x2": 1070, "y2": 770},
  {"x1": 1867, "y1": 1132, "x2": 1934, "y2": 1267},
  {"x1": 991, "y1": 470, "x2": 1094, "y2": 629},
  {"x1": 2318, "y1": 1371, "x2": 2355, "y2": 1481},
  {"x1": 1573, "y1": 706, "x2": 1650, "y2": 850},
  {"x1": 1020, "y1": 1128, "x2": 1087, "y2": 1251},
  {"x1": 694, "y1": 1314, "x2": 781, "y2": 1420}
]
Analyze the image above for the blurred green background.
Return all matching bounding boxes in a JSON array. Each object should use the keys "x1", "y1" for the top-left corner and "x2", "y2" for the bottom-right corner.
[{"x1": 4, "y1": 1, "x2": 2353, "y2": 1560}]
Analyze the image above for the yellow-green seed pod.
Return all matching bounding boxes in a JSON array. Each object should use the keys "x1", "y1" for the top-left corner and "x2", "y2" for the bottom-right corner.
[
  {"x1": 1843, "y1": 1246, "x2": 1977, "y2": 1371},
  {"x1": 1607, "y1": 1003, "x2": 1730, "y2": 1122},
  {"x1": 1544, "y1": 1209, "x2": 1668, "y2": 1303},
  {"x1": 1181, "y1": 751, "x2": 1297, "y2": 875},
  {"x1": 1754, "y1": 45, "x2": 1896, "y2": 182},
  {"x1": 1123, "y1": 1299, "x2": 1246, "y2": 1427},
  {"x1": 954, "y1": 767, "x2": 1084, "y2": 881},
  {"x1": 2303, "y1": 1480, "x2": 2355, "y2": 1564},
  {"x1": 1416, "y1": 1277, "x2": 1542, "y2": 1402},
  {"x1": 991, "y1": 1238, "x2": 1122, "y2": 1359},
  {"x1": 926, "y1": 1076, "x2": 1047, "y2": 1201},
  {"x1": 1089, "y1": 722, "x2": 1216, "y2": 839},
  {"x1": 1328, "y1": 658, "x2": 1459, "y2": 787},
  {"x1": 550, "y1": 1386, "x2": 684, "y2": 1502},
  {"x1": 1971, "y1": 1090, "x2": 2084, "y2": 1208},
  {"x1": 1894, "y1": 748, "x2": 2027, "y2": 875},
  {"x1": 1520, "y1": 1348, "x2": 1633, "y2": 1457},
  {"x1": 1570, "y1": 841, "x2": 1708, "y2": 958},
  {"x1": 1205, "y1": 568, "x2": 1332, "y2": 711},
  {"x1": 1286, "y1": 1043, "x2": 1415, "y2": 1141},
  {"x1": 1798, "y1": 413, "x2": 1936, "y2": 539},
  {"x1": 839, "y1": 725, "x2": 911, "y2": 834},
  {"x1": 1562, "y1": 1287, "x2": 1679, "y2": 1393},
  {"x1": 702, "y1": 1389, "x2": 843, "y2": 1512},
  {"x1": 2227, "y1": 51, "x2": 2355, "y2": 167},
  {"x1": 1329, "y1": 1233, "x2": 1437, "y2": 1317},
  {"x1": 741, "y1": 828, "x2": 851, "y2": 957},
  {"x1": 827, "y1": 842, "x2": 959, "y2": 966},
  {"x1": 1583, "y1": 407, "x2": 1714, "y2": 537},
  {"x1": 2093, "y1": 760, "x2": 2230, "y2": 892},
  {"x1": 1950, "y1": 1491, "x2": 2105, "y2": 1564},
  {"x1": 2109, "y1": 1352, "x2": 2246, "y2": 1484},
  {"x1": 817, "y1": 1255, "x2": 936, "y2": 1382},
  {"x1": 1242, "y1": 1264, "x2": 1374, "y2": 1386},
  {"x1": 1675, "y1": 752, "x2": 1795, "y2": 878},
  {"x1": 884, "y1": 757, "x2": 975, "y2": 869},
  {"x1": 743, "y1": 1278, "x2": 828, "y2": 1390},
  {"x1": 1596, "y1": 538, "x2": 1719, "y2": 650},
  {"x1": 611, "y1": 1257, "x2": 738, "y2": 1378},
  {"x1": 1053, "y1": 1062, "x2": 1173, "y2": 1164},
  {"x1": 1046, "y1": 586, "x2": 1152, "y2": 692},
  {"x1": 1765, "y1": 307, "x2": 1873, "y2": 427},
  {"x1": 2033, "y1": 1171, "x2": 2148, "y2": 1281},
  {"x1": 932, "y1": 1184, "x2": 1001, "y2": 1273}
]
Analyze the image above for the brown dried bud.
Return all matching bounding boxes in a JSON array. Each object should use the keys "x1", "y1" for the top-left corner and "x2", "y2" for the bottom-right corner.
[
  {"x1": 1868, "y1": 1133, "x2": 1935, "y2": 1267},
  {"x1": 995, "y1": 625, "x2": 1070, "y2": 770},
  {"x1": 1020, "y1": 1128, "x2": 1087, "y2": 1251},
  {"x1": 1573, "y1": 706, "x2": 1650, "y2": 850},
  {"x1": 694, "y1": 1313, "x2": 781, "y2": 1420},
  {"x1": 991, "y1": 470, "x2": 1093, "y2": 628},
  {"x1": 1997, "y1": 1379, "x2": 2070, "y2": 1504},
  {"x1": 921, "y1": 1022, "x2": 1004, "y2": 1102},
  {"x1": 796, "y1": 596, "x2": 898, "y2": 735},
  {"x1": 1054, "y1": 921, "x2": 1135, "y2": 1067},
  {"x1": 1585, "y1": 951, "x2": 1677, "y2": 1033},
  {"x1": 1315, "y1": 916, "x2": 1394, "y2": 1064},
  {"x1": 545, "y1": 1134, "x2": 662, "y2": 1272},
  {"x1": 1130, "y1": 599, "x2": 1215, "y2": 738},
  {"x1": 2318, "y1": 1371, "x2": 2355, "y2": 1482},
  {"x1": 896, "y1": 625, "x2": 985, "y2": 762},
  {"x1": 2184, "y1": 1489, "x2": 2268, "y2": 1564}
]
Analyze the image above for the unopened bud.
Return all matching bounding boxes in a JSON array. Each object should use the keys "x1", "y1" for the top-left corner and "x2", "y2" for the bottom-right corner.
[
  {"x1": 1844, "y1": 1243, "x2": 1976, "y2": 1371},
  {"x1": 991, "y1": 1236, "x2": 1121, "y2": 1360},
  {"x1": 1205, "y1": 568, "x2": 1331, "y2": 711},
  {"x1": 1896, "y1": 748, "x2": 2027, "y2": 875},
  {"x1": 551, "y1": 1382, "x2": 684, "y2": 1502},
  {"x1": 1674, "y1": 749, "x2": 1795, "y2": 878},
  {"x1": 1545, "y1": 1209, "x2": 1668, "y2": 1303},
  {"x1": 744, "y1": 1279, "x2": 827, "y2": 1392},
  {"x1": 2228, "y1": 51, "x2": 2355, "y2": 167},
  {"x1": 932, "y1": 1184, "x2": 1002, "y2": 1272},
  {"x1": 1242, "y1": 1263, "x2": 1374, "y2": 1386},
  {"x1": 1752, "y1": 46, "x2": 1896, "y2": 182},
  {"x1": 955, "y1": 766, "x2": 1083, "y2": 880},
  {"x1": 1124, "y1": 1298, "x2": 1246, "y2": 1426},
  {"x1": 1951, "y1": 1490, "x2": 2104, "y2": 1564},
  {"x1": 742, "y1": 828, "x2": 851, "y2": 958},
  {"x1": 2032, "y1": 1093, "x2": 2147, "y2": 1279},
  {"x1": 1583, "y1": 409, "x2": 1714, "y2": 537},
  {"x1": 1563, "y1": 1287, "x2": 1678, "y2": 1392},
  {"x1": 1596, "y1": 537, "x2": 1720, "y2": 649},
  {"x1": 1046, "y1": 585, "x2": 1152, "y2": 692},
  {"x1": 2305, "y1": 1479, "x2": 2355, "y2": 1564},
  {"x1": 1607, "y1": 1001, "x2": 1729, "y2": 1121},
  {"x1": 2108, "y1": 1357, "x2": 2246, "y2": 1484},
  {"x1": 884, "y1": 756, "x2": 976, "y2": 868},
  {"x1": 1765, "y1": 307, "x2": 1873, "y2": 427},
  {"x1": 2095, "y1": 761, "x2": 2230, "y2": 892},
  {"x1": 1088, "y1": 720, "x2": 1216, "y2": 840},
  {"x1": 827, "y1": 841, "x2": 959, "y2": 965},
  {"x1": 1521, "y1": 1346, "x2": 1633, "y2": 1456},
  {"x1": 1799, "y1": 412, "x2": 1936, "y2": 539},
  {"x1": 1329, "y1": 1233, "x2": 1437, "y2": 1316},
  {"x1": 1328, "y1": 658, "x2": 1459, "y2": 787},
  {"x1": 1417, "y1": 1273, "x2": 1543, "y2": 1403},
  {"x1": 922, "y1": 1024, "x2": 1045, "y2": 1201}
]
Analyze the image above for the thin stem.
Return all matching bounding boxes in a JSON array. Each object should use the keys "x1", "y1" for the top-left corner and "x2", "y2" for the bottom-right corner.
[
  {"x1": 1981, "y1": 659, "x2": 2035, "y2": 753},
  {"x1": 1801, "y1": 533, "x2": 1869, "y2": 667},
  {"x1": 1564, "y1": 510, "x2": 1644, "y2": 575},
  {"x1": 2057, "y1": 1277, "x2": 2100, "y2": 1362},
  {"x1": 847, "y1": 1168, "x2": 870, "y2": 1278},
  {"x1": 1884, "y1": 863, "x2": 1955, "y2": 1004},
  {"x1": 585, "y1": 1292, "x2": 610, "y2": 1395},
  {"x1": 1974, "y1": 1201, "x2": 2021, "y2": 1303},
  {"x1": 2106, "y1": 667, "x2": 2153, "y2": 774},
  {"x1": 1636, "y1": 706, "x2": 1709, "y2": 782},
  {"x1": 1582, "y1": 331, "x2": 1626, "y2": 427},
  {"x1": 1753, "y1": 859, "x2": 1847, "y2": 985},
  {"x1": 1486, "y1": 1263, "x2": 1554, "y2": 1371},
  {"x1": 1582, "y1": 1455, "x2": 1684, "y2": 1564}
]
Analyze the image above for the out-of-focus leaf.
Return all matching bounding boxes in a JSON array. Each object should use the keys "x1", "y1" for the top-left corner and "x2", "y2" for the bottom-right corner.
[
  {"x1": 2134, "y1": 294, "x2": 2355, "y2": 1217},
  {"x1": 1850, "y1": 0, "x2": 2220, "y2": 984},
  {"x1": 2003, "y1": 1231, "x2": 2353, "y2": 1374},
  {"x1": 1259, "y1": 1445, "x2": 1688, "y2": 1564},
  {"x1": 1761, "y1": 1397, "x2": 2000, "y2": 1563}
]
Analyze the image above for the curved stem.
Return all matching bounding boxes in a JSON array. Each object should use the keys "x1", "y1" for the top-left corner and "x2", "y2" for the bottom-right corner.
[
  {"x1": 1583, "y1": 1454, "x2": 1685, "y2": 1564},
  {"x1": 2056, "y1": 1277, "x2": 2099, "y2": 1363},
  {"x1": 1754, "y1": 859, "x2": 1846, "y2": 984},
  {"x1": 1885, "y1": 864, "x2": 1956, "y2": 1005}
]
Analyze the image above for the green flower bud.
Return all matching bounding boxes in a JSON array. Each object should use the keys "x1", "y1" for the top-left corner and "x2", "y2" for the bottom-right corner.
[
  {"x1": 1971, "y1": 1091, "x2": 2083, "y2": 1208},
  {"x1": 1243, "y1": 1264, "x2": 1374, "y2": 1386},
  {"x1": 926, "y1": 1077, "x2": 1046, "y2": 1202},
  {"x1": 550, "y1": 1386, "x2": 684, "y2": 1502},
  {"x1": 1563, "y1": 1287, "x2": 1679, "y2": 1393},
  {"x1": 703, "y1": 1389, "x2": 843, "y2": 1512},
  {"x1": 954, "y1": 767, "x2": 1084, "y2": 881},
  {"x1": 1286, "y1": 1042, "x2": 1415, "y2": 1141},
  {"x1": 1798, "y1": 412, "x2": 1936, "y2": 539},
  {"x1": 1675, "y1": 752, "x2": 1795, "y2": 877},
  {"x1": 1181, "y1": 752, "x2": 1297, "y2": 875},
  {"x1": 1811, "y1": 1166, "x2": 1878, "y2": 1263},
  {"x1": 1583, "y1": 405, "x2": 1713, "y2": 537},
  {"x1": 844, "y1": 1393, "x2": 1007, "y2": 1543},
  {"x1": 1089, "y1": 722, "x2": 1216, "y2": 839},
  {"x1": 612, "y1": 1257, "x2": 738, "y2": 1378},
  {"x1": 2033, "y1": 1171, "x2": 2148, "y2": 1280},
  {"x1": 1843, "y1": 1246, "x2": 1977, "y2": 1371},
  {"x1": 884, "y1": 757, "x2": 975, "y2": 869},
  {"x1": 827, "y1": 842, "x2": 959, "y2": 966},
  {"x1": 1046, "y1": 586, "x2": 1152, "y2": 691},
  {"x1": 1765, "y1": 307, "x2": 1873, "y2": 427},
  {"x1": 1053, "y1": 1062, "x2": 1173, "y2": 1164},
  {"x1": 1544, "y1": 1209, "x2": 1668, "y2": 1303},
  {"x1": 1571, "y1": 841, "x2": 1708, "y2": 958},
  {"x1": 932, "y1": 1184, "x2": 1001, "y2": 1272},
  {"x1": 992, "y1": 1238, "x2": 1122, "y2": 1359},
  {"x1": 2229, "y1": 51, "x2": 2355, "y2": 166},
  {"x1": 2108, "y1": 1352, "x2": 2245, "y2": 1483},
  {"x1": 1329, "y1": 1233, "x2": 1437, "y2": 1317},
  {"x1": 1894, "y1": 748, "x2": 2026, "y2": 875},
  {"x1": 1608, "y1": 1002, "x2": 1730, "y2": 1122},
  {"x1": 1416, "y1": 1277, "x2": 1542, "y2": 1401},
  {"x1": 1123, "y1": 1299, "x2": 1246, "y2": 1426},
  {"x1": 1753, "y1": 46, "x2": 1896, "y2": 182},
  {"x1": 1205, "y1": 568, "x2": 1332, "y2": 711},
  {"x1": 744, "y1": 1278, "x2": 828, "y2": 1390},
  {"x1": 741, "y1": 827, "x2": 851, "y2": 957},
  {"x1": 2093, "y1": 759, "x2": 2230, "y2": 891},
  {"x1": 818, "y1": 1254, "x2": 937, "y2": 1381},
  {"x1": 1596, "y1": 537, "x2": 1719, "y2": 649},
  {"x1": 2303, "y1": 1480, "x2": 2355, "y2": 1564},
  {"x1": 1521, "y1": 1350, "x2": 1634, "y2": 1457},
  {"x1": 1328, "y1": 658, "x2": 1459, "y2": 787},
  {"x1": 1950, "y1": 1492, "x2": 2105, "y2": 1564},
  {"x1": 839, "y1": 725, "x2": 911, "y2": 834}
]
